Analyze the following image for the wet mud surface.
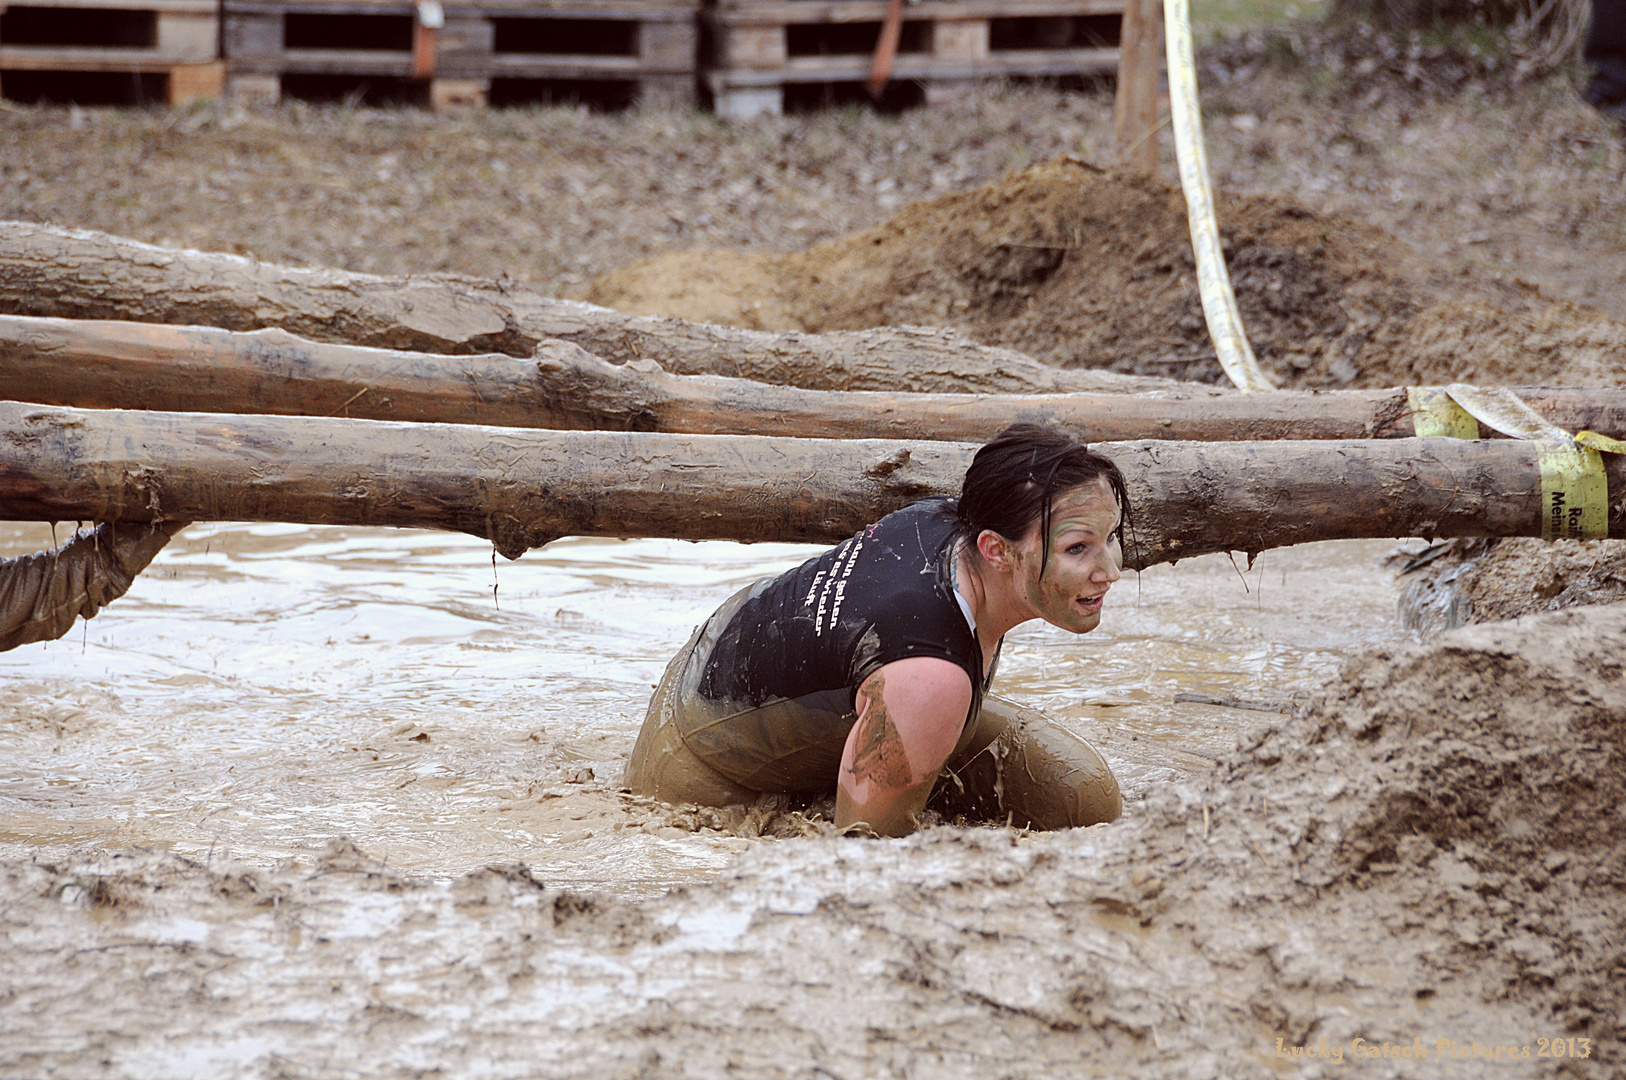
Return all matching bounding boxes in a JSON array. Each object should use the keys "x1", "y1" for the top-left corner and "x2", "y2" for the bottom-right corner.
[
  {"x1": 4, "y1": 600, "x2": 1622, "y2": 1078},
  {"x1": 0, "y1": 523, "x2": 1405, "y2": 885}
]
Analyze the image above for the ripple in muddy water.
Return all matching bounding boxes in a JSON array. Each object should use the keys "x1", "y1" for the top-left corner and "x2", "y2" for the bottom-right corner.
[{"x1": 0, "y1": 522, "x2": 1414, "y2": 895}]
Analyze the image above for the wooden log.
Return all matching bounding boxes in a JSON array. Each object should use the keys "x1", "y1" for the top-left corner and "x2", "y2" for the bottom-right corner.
[
  {"x1": 0, "y1": 220, "x2": 1181, "y2": 397},
  {"x1": 3, "y1": 401, "x2": 1620, "y2": 567},
  {"x1": 1112, "y1": 0, "x2": 1163, "y2": 171},
  {"x1": 6, "y1": 315, "x2": 1626, "y2": 443}
]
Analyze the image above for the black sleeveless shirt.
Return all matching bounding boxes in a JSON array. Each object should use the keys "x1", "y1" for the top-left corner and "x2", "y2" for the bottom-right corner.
[{"x1": 699, "y1": 498, "x2": 993, "y2": 716}]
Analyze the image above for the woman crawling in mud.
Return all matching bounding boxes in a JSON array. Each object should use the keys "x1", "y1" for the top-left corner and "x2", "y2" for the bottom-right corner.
[{"x1": 625, "y1": 424, "x2": 1126, "y2": 836}]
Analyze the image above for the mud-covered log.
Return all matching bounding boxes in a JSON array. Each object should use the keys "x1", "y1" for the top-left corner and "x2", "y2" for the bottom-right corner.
[
  {"x1": 8, "y1": 315, "x2": 1626, "y2": 444},
  {"x1": 3, "y1": 402, "x2": 1621, "y2": 567},
  {"x1": 0, "y1": 221, "x2": 1180, "y2": 396}
]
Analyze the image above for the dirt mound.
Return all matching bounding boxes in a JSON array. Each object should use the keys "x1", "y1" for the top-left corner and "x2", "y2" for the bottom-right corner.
[
  {"x1": 1267, "y1": 603, "x2": 1626, "y2": 1039},
  {"x1": 1397, "y1": 537, "x2": 1626, "y2": 632},
  {"x1": 5, "y1": 604, "x2": 1623, "y2": 1073},
  {"x1": 590, "y1": 157, "x2": 1626, "y2": 390},
  {"x1": 1366, "y1": 298, "x2": 1626, "y2": 388}
]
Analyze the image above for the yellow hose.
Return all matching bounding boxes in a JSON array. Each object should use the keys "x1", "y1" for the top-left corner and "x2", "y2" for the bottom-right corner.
[{"x1": 1162, "y1": 0, "x2": 1274, "y2": 393}]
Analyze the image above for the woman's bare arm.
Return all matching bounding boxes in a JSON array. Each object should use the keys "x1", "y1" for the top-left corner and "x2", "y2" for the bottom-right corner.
[{"x1": 835, "y1": 657, "x2": 973, "y2": 837}]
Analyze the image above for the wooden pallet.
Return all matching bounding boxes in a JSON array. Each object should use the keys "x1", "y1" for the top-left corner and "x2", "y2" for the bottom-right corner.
[
  {"x1": 223, "y1": 0, "x2": 699, "y2": 108},
  {"x1": 705, "y1": 0, "x2": 1123, "y2": 118},
  {"x1": 0, "y1": 0, "x2": 223, "y2": 104}
]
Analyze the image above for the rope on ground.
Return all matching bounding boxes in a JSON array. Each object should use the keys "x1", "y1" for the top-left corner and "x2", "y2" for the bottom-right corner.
[{"x1": 1162, "y1": 0, "x2": 1274, "y2": 393}]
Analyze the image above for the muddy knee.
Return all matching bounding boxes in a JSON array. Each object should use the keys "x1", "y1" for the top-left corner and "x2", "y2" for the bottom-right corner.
[
  {"x1": 932, "y1": 696, "x2": 1120, "y2": 830},
  {"x1": 997, "y1": 712, "x2": 1121, "y2": 829}
]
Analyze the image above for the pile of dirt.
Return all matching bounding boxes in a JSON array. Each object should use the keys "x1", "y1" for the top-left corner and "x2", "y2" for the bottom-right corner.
[
  {"x1": 5, "y1": 603, "x2": 1623, "y2": 1073},
  {"x1": 1396, "y1": 537, "x2": 1626, "y2": 632},
  {"x1": 588, "y1": 156, "x2": 1626, "y2": 390}
]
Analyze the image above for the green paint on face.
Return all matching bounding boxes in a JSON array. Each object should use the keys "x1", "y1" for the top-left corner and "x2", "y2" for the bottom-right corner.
[{"x1": 1019, "y1": 479, "x2": 1124, "y2": 634}]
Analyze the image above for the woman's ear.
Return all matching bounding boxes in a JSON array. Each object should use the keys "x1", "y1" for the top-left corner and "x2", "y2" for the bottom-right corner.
[{"x1": 975, "y1": 529, "x2": 1015, "y2": 571}]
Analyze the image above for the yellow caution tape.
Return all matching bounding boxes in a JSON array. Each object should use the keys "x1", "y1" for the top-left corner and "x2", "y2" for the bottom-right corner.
[
  {"x1": 1407, "y1": 387, "x2": 1480, "y2": 439},
  {"x1": 1162, "y1": 0, "x2": 1274, "y2": 394},
  {"x1": 1534, "y1": 439, "x2": 1608, "y2": 540},
  {"x1": 1439, "y1": 384, "x2": 1615, "y2": 541},
  {"x1": 1577, "y1": 430, "x2": 1626, "y2": 456}
]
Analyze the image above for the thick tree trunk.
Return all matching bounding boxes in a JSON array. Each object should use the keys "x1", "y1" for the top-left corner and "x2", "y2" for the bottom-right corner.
[
  {"x1": 8, "y1": 315, "x2": 1626, "y2": 444},
  {"x1": 0, "y1": 221, "x2": 1179, "y2": 397},
  {"x1": 3, "y1": 402, "x2": 1619, "y2": 567}
]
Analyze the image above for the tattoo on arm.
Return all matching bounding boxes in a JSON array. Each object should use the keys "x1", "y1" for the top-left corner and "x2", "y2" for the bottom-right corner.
[{"x1": 848, "y1": 674, "x2": 912, "y2": 789}]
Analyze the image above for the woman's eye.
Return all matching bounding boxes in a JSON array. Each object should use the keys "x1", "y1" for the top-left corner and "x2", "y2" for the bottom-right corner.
[{"x1": 1068, "y1": 543, "x2": 1088, "y2": 555}]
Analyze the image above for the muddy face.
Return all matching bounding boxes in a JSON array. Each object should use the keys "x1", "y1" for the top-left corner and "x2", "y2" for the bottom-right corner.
[{"x1": 1013, "y1": 479, "x2": 1123, "y2": 634}]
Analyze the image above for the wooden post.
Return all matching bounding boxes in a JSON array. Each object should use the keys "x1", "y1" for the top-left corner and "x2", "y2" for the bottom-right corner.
[
  {"x1": 4, "y1": 314, "x2": 1626, "y2": 445},
  {"x1": 1113, "y1": 0, "x2": 1164, "y2": 172},
  {"x1": 3, "y1": 402, "x2": 1621, "y2": 567}
]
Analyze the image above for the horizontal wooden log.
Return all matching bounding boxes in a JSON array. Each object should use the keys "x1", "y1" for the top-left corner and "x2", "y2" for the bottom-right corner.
[
  {"x1": 3, "y1": 401, "x2": 1620, "y2": 567},
  {"x1": 0, "y1": 220, "x2": 1181, "y2": 397},
  {"x1": 7, "y1": 315, "x2": 1626, "y2": 443}
]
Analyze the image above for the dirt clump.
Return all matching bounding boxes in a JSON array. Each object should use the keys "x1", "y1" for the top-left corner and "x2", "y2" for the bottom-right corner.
[
  {"x1": 590, "y1": 156, "x2": 1626, "y2": 389},
  {"x1": 1396, "y1": 537, "x2": 1626, "y2": 632}
]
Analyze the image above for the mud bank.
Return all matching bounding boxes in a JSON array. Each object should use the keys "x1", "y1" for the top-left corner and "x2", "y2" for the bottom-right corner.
[
  {"x1": 1398, "y1": 538, "x2": 1626, "y2": 632},
  {"x1": 588, "y1": 158, "x2": 1626, "y2": 390},
  {"x1": 5, "y1": 602, "x2": 1621, "y2": 1077}
]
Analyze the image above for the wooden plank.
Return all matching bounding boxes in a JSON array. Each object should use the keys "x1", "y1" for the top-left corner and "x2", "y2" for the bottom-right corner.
[
  {"x1": 167, "y1": 60, "x2": 224, "y2": 102},
  {"x1": 0, "y1": 7, "x2": 218, "y2": 67},
  {"x1": 224, "y1": 0, "x2": 413, "y2": 12},
  {"x1": 640, "y1": 20, "x2": 697, "y2": 68},
  {"x1": 461, "y1": 0, "x2": 698, "y2": 16},
  {"x1": 222, "y1": 3, "x2": 700, "y2": 83},
  {"x1": 155, "y1": 10, "x2": 218, "y2": 62},
  {"x1": 272, "y1": 48, "x2": 414, "y2": 75},
  {"x1": 714, "y1": 84, "x2": 780, "y2": 117},
  {"x1": 224, "y1": 70, "x2": 280, "y2": 100},
  {"x1": 222, "y1": 12, "x2": 281, "y2": 58},
  {"x1": 225, "y1": 0, "x2": 697, "y2": 16},
  {"x1": 708, "y1": 46, "x2": 1118, "y2": 86},
  {"x1": 429, "y1": 76, "x2": 487, "y2": 106},
  {"x1": 433, "y1": 14, "x2": 493, "y2": 73},
  {"x1": 481, "y1": 54, "x2": 658, "y2": 77},
  {"x1": 0, "y1": 47, "x2": 220, "y2": 69},
  {"x1": 711, "y1": 0, "x2": 1123, "y2": 25},
  {"x1": 1112, "y1": 0, "x2": 1161, "y2": 170},
  {"x1": 932, "y1": 19, "x2": 989, "y2": 59},
  {"x1": 0, "y1": 0, "x2": 214, "y2": 11},
  {"x1": 718, "y1": 24, "x2": 784, "y2": 67}
]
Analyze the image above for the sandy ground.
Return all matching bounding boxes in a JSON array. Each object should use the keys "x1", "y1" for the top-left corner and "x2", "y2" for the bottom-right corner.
[{"x1": 5, "y1": 601, "x2": 1623, "y2": 1077}]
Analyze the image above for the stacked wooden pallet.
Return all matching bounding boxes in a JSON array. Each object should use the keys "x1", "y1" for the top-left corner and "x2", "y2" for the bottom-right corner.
[
  {"x1": 223, "y1": 0, "x2": 699, "y2": 107},
  {"x1": 0, "y1": 0, "x2": 223, "y2": 105},
  {"x1": 705, "y1": 0, "x2": 1125, "y2": 118}
]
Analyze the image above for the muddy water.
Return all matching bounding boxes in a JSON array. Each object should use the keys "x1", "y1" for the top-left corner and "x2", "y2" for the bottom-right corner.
[{"x1": 0, "y1": 522, "x2": 1414, "y2": 895}]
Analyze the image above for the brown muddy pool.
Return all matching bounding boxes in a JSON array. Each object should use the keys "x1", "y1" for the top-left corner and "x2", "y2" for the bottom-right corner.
[{"x1": 0, "y1": 523, "x2": 1415, "y2": 896}]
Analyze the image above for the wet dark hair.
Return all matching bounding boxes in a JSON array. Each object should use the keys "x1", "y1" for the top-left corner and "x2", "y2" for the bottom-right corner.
[{"x1": 957, "y1": 424, "x2": 1131, "y2": 570}]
